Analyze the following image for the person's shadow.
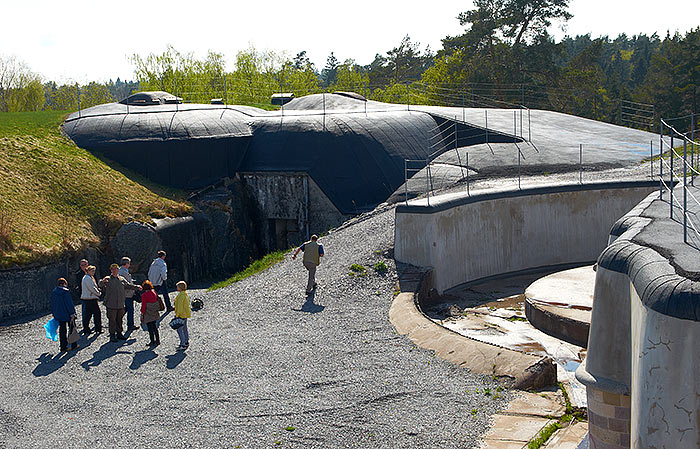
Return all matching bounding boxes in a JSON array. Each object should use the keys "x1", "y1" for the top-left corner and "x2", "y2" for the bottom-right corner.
[
  {"x1": 165, "y1": 351, "x2": 187, "y2": 369},
  {"x1": 81, "y1": 338, "x2": 135, "y2": 371},
  {"x1": 33, "y1": 350, "x2": 77, "y2": 377},
  {"x1": 292, "y1": 290, "x2": 325, "y2": 314},
  {"x1": 130, "y1": 348, "x2": 158, "y2": 370}
]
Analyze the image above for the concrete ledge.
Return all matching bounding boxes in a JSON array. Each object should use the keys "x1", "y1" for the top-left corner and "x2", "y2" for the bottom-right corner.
[
  {"x1": 389, "y1": 292, "x2": 556, "y2": 390},
  {"x1": 396, "y1": 180, "x2": 660, "y2": 214},
  {"x1": 525, "y1": 300, "x2": 590, "y2": 348},
  {"x1": 599, "y1": 189, "x2": 700, "y2": 321}
]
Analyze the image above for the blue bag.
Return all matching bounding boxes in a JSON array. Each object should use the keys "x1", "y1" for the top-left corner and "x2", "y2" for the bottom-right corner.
[{"x1": 44, "y1": 318, "x2": 59, "y2": 342}]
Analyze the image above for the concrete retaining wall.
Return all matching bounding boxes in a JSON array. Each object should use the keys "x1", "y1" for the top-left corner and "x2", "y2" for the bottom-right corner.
[
  {"x1": 394, "y1": 181, "x2": 658, "y2": 294},
  {"x1": 576, "y1": 189, "x2": 700, "y2": 448}
]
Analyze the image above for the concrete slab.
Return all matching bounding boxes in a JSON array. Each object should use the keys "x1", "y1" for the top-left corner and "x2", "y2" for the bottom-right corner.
[
  {"x1": 483, "y1": 414, "x2": 552, "y2": 442},
  {"x1": 544, "y1": 422, "x2": 589, "y2": 449},
  {"x1": 505, "y1": 392, "x2": 566, "y2": 418},
  {"x1": 479, "y1": 439, "x2": 529, "y2": 449},
  {"x1": 524, "y1": 266, "x2": 594, "y2": 348},
  {"x1": 389, "y1": 292, "x2": 557, "y2": 389},
  {"x1": 525, "y1": 266, "x2": 595, "y2": 311}
]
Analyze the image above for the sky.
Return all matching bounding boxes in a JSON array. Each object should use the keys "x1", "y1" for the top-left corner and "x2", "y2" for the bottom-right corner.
[{"x1": 1, "y1": 0, "x2": 699, "y2": 84}]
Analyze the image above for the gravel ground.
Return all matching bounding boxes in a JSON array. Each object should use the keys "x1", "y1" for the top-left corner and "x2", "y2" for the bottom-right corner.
[{"x1": 0, "y1": 206, "x2": 510, "y2": 449}]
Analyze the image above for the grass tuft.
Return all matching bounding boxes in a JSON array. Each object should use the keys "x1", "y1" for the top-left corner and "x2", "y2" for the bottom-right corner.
[{"x1": 208, "y1": 250, "x2": 286, "y2": 291}]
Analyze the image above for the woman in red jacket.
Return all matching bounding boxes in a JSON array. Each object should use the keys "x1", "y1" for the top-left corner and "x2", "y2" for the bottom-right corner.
[{"x1": 140, "y1": 280, "x2": 161, "y2": 347}]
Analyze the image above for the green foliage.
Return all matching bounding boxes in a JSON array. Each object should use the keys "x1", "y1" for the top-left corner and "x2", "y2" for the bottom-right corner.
[
  {"x1": 372, "y1": 261, "x2": 388, "y2": 273},
  {"x1": 349, "y1": 263, "x2": 366, "y2": 273},
  {"x1": 527, "y1": 421, "x2": 562, "y2": 449},
  {"x1": 208, "y1": 250, "x2": 286, "y2": 291},
  {"x1": 0, "y1": 111, "x2": 190, "y2": 267}
]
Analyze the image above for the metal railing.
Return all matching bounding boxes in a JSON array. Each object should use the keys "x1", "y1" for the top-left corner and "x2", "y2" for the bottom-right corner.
[
  {"x1": 659, "y1": 118, "x2": 700, "y2": 245},
  {"x1": 404, "y1": 133, "x2": 659, "y2": 206}
]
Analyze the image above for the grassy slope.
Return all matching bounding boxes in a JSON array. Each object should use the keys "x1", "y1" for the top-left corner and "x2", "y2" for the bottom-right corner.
[{"x1": 0, "y1": 111, "x2": 191, "y2": 267}]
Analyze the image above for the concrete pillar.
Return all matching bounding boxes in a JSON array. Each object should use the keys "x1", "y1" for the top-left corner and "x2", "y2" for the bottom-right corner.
[{"x1": 576, "y1": 266, "x2": 632, "y2": 448}]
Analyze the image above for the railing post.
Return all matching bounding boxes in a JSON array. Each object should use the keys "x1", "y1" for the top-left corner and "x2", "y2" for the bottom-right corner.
[
  {"x1": 425, "y1": 159, "x2": 430, "y2": 206},
  {"x1": 650, "y1": 140, "x2": 654, "y2": 178},
  {"x1": 692, "y1": 112, "x2": 696, "y2": 186},
  {"x1": 518, "y1": 146, "x2": 521, "y2": 189},
  {"x1": 404, "y1": 159, "x2": 408, "y2": 206},
  {"x1": 660, "y1": 121, "x2": 664, "y2": 199},
  {"x1": 175, "y1": 77, "x2": 178, "y2": 112},
  {"x1": 528, "y1": 108, "x2": 531, "y2": 142},
  {"x1": 513, "y1": 110, "x2": 517, "y2": 138},
  {"x1": 579, "y1": 143, "x2": 583, "y2": 184},
  {"x1": 466, "y1": 152, "x2": 470, "y2": 195},
  {"x1": 520, "y1": 107, "x2": 523, "y2": 138},
  {"x1": 684, "y1": 138, "x2": 688, "y2": 243},
  {"x1": 485, "y1": 110, "x2": 489, "y2": 145},
  {"x1": 224, "y1": 76, "x2": 227, "y2": 106},
  {"x1": 671, "y1": 134, "x2": 674, "y2": 219},
  {"x1": 455, "y1": 120, "x2": 465, "y2": 184},
  {"x1": 407, "y1": 84, "x2": 410, "y2": 112},
  {"x1": 77, "y1": 84, "x2": 81, "y2": 118}
]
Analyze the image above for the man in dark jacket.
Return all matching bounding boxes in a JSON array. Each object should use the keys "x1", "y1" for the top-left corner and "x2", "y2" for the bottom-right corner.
[
  {"x1": 51, "y1": 278, "x2": 78, "y2": 352},
  {"x1": 99, "y1": 264, "x2": 141, "y2": 342}
]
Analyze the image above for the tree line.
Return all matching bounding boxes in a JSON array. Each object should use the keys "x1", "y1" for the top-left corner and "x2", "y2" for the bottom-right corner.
[{"x1": 2, "y1": 0, "x2": 698, "y2": 130}]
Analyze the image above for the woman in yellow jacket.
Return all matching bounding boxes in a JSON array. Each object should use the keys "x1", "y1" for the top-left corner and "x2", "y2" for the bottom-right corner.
[{"x1": 173, "y1": 281, "x2": 191, "y2": 350}]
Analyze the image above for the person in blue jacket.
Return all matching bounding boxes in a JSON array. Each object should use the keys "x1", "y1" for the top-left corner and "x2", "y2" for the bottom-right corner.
[{"x1": 50, "y1": 277, "x2": 78, "y2": 352}]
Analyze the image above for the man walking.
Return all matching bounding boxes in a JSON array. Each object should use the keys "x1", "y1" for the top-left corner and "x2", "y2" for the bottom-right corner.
[
  {"x1": 99, "y1": 264, "x2": 141, "y2": 342},
  {"x1": 292, "y1": 234, "x2": 324, "y2": 294},
  {"x1": 148, "y1": 250, "x2": 173, "y2": 312},
  {"x1": 118, "y1": 257, "x2": 138, "y2": 331}
]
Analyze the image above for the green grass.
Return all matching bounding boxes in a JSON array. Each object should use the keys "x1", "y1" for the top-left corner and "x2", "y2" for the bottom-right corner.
[
  {"x1": 208, "y1": 250, "x2": 286, "y2": 291},
  {"x1": 527, "y1": 421, "x2": 562, "y2": 449},
  {"x1": 372, "y1": 260, "x2": 388, "y2": 273},
  {"x1": 0, "y1": 111, "x2": 191, "y2": 267}
]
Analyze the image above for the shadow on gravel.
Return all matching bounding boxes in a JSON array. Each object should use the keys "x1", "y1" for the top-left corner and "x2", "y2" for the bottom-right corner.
[
  {"x1": 292, "y1": 291, "x2": 325, "y2": 314},
  {"x1": 165, "y1": 352, "x2": 187, "y2": 369},
  {"x1": 81, "y1": 340, "x2": 136, "y2": 371},
  {"x1": 130, "y1": 349, "x2": 158, "y2": 370},
  {"x1": 33, "y1": 351, "x2": 77, "y2": 377}
]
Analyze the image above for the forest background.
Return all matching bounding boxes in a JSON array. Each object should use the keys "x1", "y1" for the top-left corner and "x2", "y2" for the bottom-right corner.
[{"x1": 1, "y1": 0, "x2": 698, "y2": 130}]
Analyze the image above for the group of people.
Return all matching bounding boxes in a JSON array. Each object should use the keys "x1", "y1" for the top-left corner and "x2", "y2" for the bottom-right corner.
[
  {"x1": 49, "y1": 250, "x2": 192, "y2": 352},
  {"x1": 49, "y1": 234, "x2": 325, "y2": 354}
]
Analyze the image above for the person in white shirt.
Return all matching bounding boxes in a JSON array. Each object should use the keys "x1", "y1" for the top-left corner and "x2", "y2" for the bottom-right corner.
[
  {"x1": 80, "y1": 265, "x2": 102, "y2": 334},
  {"x1": 148, "y1": 250, "x2": 173, "y2": 311}
]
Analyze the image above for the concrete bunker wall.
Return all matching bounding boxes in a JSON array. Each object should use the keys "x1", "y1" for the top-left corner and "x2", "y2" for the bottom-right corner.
[
  {"x1": 394, "y1": 181, "x2": 658, "y2": 294},
  {"x1": 240, "y1": 172, "x2": 351, "y2": 251},
  {"x1": 577, "y1": 189, "x2": 700, "y2": 448}
]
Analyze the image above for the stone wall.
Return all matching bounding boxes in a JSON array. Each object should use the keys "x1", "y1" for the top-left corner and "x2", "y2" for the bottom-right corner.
[{"x1": 0, "y1": 248, "x2": 107, "y2": 322}]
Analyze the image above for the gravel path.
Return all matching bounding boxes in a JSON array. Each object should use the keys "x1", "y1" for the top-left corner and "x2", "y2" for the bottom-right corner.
[{"x1": 0, "y1": 206, "x2": 509, "y2": 449}]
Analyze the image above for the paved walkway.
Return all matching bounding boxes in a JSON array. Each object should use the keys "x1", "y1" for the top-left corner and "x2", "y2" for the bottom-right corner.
[{"x1": 0, "y1": 207, "x2": 509, "y2": 448}]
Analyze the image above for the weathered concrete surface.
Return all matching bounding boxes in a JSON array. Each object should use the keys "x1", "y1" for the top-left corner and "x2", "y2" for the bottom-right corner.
[
  {"x1": 525, "y1": 266, "x2": 594, "y2": 348},
  {"x1": 578, "y1": 187, "x2": 700, "y2": 448},
  {"x1": 395, "y1": 182, "x2": 657, "y2": 294},
  {"x1": 240, "y1": 172, "x2": 350, "y2": 251},
  {"x1": 479, "y1": 391, "x2": 566, "y2": 449},
  {"x1": 389, "y1": 292, "x2": 556, "y2": 389},
  {"x1": 543, "y1": 422, "x2": 589, "y2": 449},
  {"x1": 630, "y1": 286, "x2": 700, "y2": 448}
]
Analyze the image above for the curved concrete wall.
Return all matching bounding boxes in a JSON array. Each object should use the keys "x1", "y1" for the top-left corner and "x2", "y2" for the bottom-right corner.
[{"x1": 394, "y1": 181, "x2": 658, "y2": 294}]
